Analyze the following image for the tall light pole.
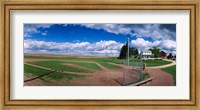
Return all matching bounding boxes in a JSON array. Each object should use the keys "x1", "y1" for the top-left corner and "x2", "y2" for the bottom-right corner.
[
  {"x1": 106, "y1": 45, "x2": 108, "y2": 62},
  {"x1": 139, "y1": 51, "x2": 143, "y2": 81},
  {"x1": 126, "y1": 36, "x2": 130, "y2": 66}
]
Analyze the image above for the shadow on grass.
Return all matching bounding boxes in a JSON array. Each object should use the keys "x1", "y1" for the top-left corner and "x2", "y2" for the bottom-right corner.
[{"x1": 24, "y1": 70, "x2": 56, "y2": 82}]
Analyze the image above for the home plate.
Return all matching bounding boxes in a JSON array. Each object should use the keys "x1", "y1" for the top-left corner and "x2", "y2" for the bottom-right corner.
[{"x1": 115, "y1": 74, "x2": 139, "y2": 86}]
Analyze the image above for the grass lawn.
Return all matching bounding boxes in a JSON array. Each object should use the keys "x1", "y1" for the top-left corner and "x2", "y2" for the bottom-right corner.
[
  {"x1": 29, "y1": 61, "x2": 91, "y2": 73},
  {"x1": 142, "y1": 72, "x2": 150, "y2": 80},
  {"x1": 67, "y1": 62, "x2": 102, "y2": 70},
  {"x1": 25, "y1": 55, "x2": 172, "y2": 68},
  {"x1": 24, "y1": 64, "x2": 80, "y2": 81},
  {"x1": 92, "y1": 57, "x2": 124, "y2": 63},
  {"x1": 99, "y1": 62, "x2": 122, "y2": 69},
  {"x1": 162, "y1": 65, "x2": 176, "y2": 84},
  {"x1": 142, "y1": 59, "x2": 172, "y2": 67},
  {"x1": 25, "y1": 55, "x2": 124, "y2": 63},
  {"x1": 58, "y1": 57, "x2": 124, "y2": 63},
  {"x1": 125, "y1": 58, "x2": 172, "y2": 67},
  {"x1": 25, "y1": 55, "x2": 53, "y2": 59}
]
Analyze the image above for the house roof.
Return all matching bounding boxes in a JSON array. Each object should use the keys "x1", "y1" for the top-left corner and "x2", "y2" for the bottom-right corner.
[
  {"x1": 141, "y1": 50, "x2": 153, "y2": 55},
  {"x1": 143, "y1": 50, "x2": 152, "y2": 53},
  {"x1": 160, "y1": 51, "x2": 166, "y2": 54}
]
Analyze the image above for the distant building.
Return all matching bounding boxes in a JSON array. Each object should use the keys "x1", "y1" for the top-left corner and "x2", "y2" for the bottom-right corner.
[
  {"x1": 140, "y1": 51, "x2": 154, "y2": 59},
  {"x1": 160, "y1": 51, "x2": 167, "y2": 58},
  {"x1": 167, "y1": 53, "x2": 173, "y2": 59},
  {"x1": 172, "y1": 55, "x2": 176, "y2": 61}
]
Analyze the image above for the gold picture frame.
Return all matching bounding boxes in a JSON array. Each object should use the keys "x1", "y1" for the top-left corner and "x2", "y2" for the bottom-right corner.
[{"x1": 0, "y1": 0, "x2": 199, "y2": 109}]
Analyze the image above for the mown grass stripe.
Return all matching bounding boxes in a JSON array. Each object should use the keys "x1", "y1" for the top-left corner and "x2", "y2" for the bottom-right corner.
[
  {"x1": 66, "y1": 62, "x2": 101, "y2": 70},
  {"x1": 29, "y1": 61, "x2": 91, "y2": 73},
  {"x1": 99, "y1": 62, "x2": 122, "y2": 69},
  {"x1": 24, "y1": 64, "x2": 80, "y2": 81}
]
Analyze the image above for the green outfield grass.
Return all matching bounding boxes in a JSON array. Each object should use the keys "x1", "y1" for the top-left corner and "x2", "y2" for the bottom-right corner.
[
  {"x1": 99, "y1": 62, "x2": 122, "y2": 69},
  {"x1": 67, "y1": 62, "x2": 102, "y2": 70},
  {"x1": 142, "y1": 72, "x2": 150, "y2": 80},
  {"x1": 25, "y1": 55, "x2": 124, "y2": 63},
  {"x1": 92, "y1": 57, "x2": 124, "y2": 63},
  {"x1": 24, "y1": 64, "x2": 80, "y2": 81},
  {"x1": 28, "y1": 61, "x2": 91, "y2": 73},
  {"x1": 162, "y1": 65, "x2": 176, "y2": 84},
  {"x1": 25, "y1": 55, "x2": 56, "y2": 59},
  {"x1": 126, "y1": 58, "x2": 172, "y2": 67},
  {"x1": 25, "y1": 54, "x2": 173, "y2": 69},
  {"x1": 142, "y1": 59, "x2": 172, "y2": 67}
]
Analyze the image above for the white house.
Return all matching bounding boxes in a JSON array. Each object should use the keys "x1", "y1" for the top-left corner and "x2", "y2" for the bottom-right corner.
[{"x1": 140, "y1": 51, "x2": 154, "y2": 59}]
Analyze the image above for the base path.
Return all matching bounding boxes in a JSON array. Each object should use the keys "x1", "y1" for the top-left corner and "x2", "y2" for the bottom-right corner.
[
  {"x1": 142, "y1": 68, "x2": 174, "y2": 86},
  {"x1": 147, "y1": 59, "x2": 176, "y2": 69},
  {"x1": 142, "y1": 59, "x2": 176, "y2": 86}
]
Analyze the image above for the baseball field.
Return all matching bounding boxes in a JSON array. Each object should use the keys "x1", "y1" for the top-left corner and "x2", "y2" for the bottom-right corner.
[{"x1": 24, "y1": 54, "x2": 174, "y2": 86}]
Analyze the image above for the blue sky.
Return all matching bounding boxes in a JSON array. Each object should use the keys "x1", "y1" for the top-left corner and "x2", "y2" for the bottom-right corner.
[{"x1": 24, "y1": 24, "x2": 176, "y2": 56}]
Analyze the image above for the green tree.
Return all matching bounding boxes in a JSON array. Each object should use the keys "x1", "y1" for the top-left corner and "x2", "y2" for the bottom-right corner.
[
  {"x1": 130, "y1": 47, "x2": 138, "y2": 56},
  {"x1": 118, "y1": 42, "x2": 138, "y2": 59},
  {"x1": 149, "y1": 46, "x2": 161, "y2": 58},
  {"x1": 118, "y1": 42, "x2": 128, "y2": 59},
  {"x1": 167, "y1": 53, "x2": 173, "y2": 59}
]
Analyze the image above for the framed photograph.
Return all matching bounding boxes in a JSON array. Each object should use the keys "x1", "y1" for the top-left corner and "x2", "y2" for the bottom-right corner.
[{"x1": 0, "y1": 0, "x2": 199, "y2": 109}]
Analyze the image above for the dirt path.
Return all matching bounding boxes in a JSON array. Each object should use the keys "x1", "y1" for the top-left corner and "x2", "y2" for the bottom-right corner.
[
  {"x1": 107, "y1": 62, "x2": 124, "y2": 67},
  {"x1": 147, "y1": 60, "x2": 176, "y2": 69},
  {"x1": 142, "y1": 68, "x2": 174, "y2": 86},
  {"x1": 64, "y1": 62, "x2": 123, "y2": 86},
  {"x1": 94, "y1": 62, "x2": 109, "y2": 71}
]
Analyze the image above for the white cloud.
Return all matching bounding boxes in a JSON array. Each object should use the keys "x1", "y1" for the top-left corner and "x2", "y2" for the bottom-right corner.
[
  {"x1": 41, "y1": 32, "x2": 47, "y2": 36},
  {"x1": 79, "y1": 24, "x2": 176, "y2": 41},
  {"x1": 131, "y1": 38, "x2": 152, "y2": 50},
  {"x1": 24, "y1": 24, "x2": 176, "y2": 42},
  {"x1": 24, "y1": 39, "x2": 123, "y2": 56},
  {"x1": 42, "y1": 31, "x2": 48, "y2": 36},
  {"x1": 131, "y1": 38, "x2": 176, "y2": 55},
  {"x1": 24, "y1": 24, "x2": 53, "y2": 37},
  {"x1": 24, "y1": 24, "x2": 176, "y2": 56},
  {"x1": 80, "y1": 24, "x2": 132, "y2": 35},
  {"x1": 134, "y1": 24, "x2": 176, "y2": 41},
  {"x1": 152, "y1": 40, "x2": 161, "y2": 47},
  {"x1": 160, "y1": 40, "x2": 176, "y2": 51}
]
